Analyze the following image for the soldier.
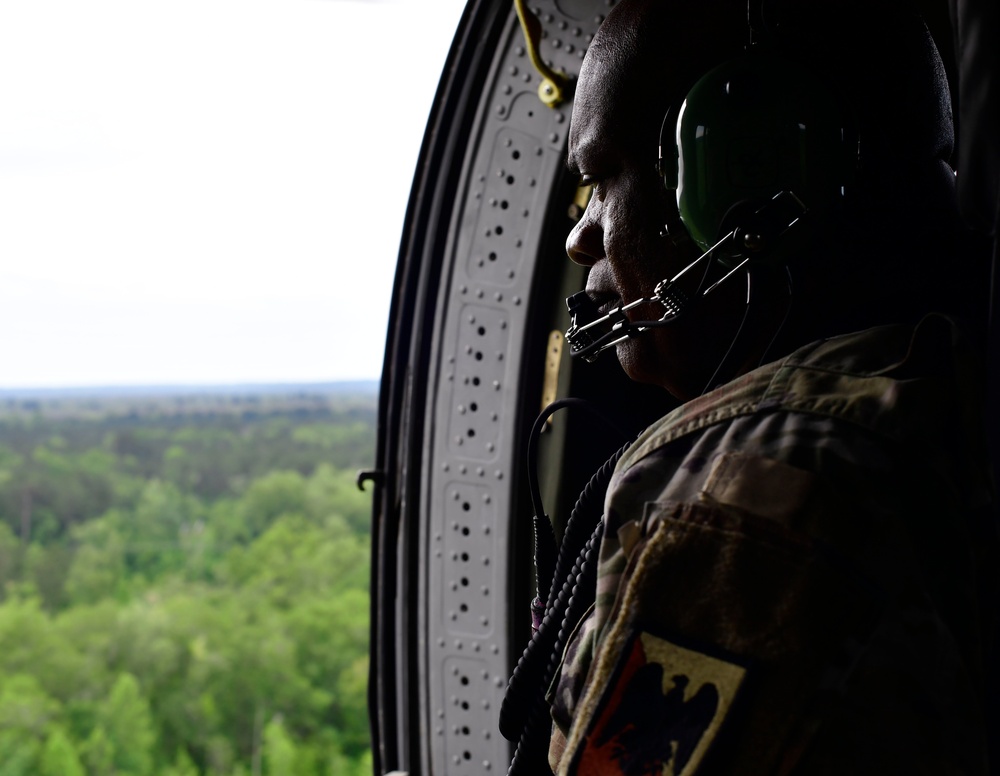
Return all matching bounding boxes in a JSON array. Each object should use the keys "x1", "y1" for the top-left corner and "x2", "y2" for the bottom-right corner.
[{"x1": 536, "y1": 0, "x2": 996, "y2": 772}]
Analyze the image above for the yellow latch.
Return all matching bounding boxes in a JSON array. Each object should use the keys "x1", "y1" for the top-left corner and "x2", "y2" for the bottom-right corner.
[
  {"x1": 541, "y1": 330, "x2": 564, "y2": 425},
  {"x1": 513, "y1": 0, "x2": 570, "y2": 108}
]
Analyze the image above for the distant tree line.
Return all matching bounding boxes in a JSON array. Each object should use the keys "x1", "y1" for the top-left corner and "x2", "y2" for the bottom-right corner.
[{"x1": 0, "y1": 392, "x2": 376, "y2": 775}]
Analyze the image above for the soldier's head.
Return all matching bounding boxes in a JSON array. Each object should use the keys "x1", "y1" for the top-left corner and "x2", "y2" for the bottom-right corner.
[{"x1": 566, "y1": 0, "x2": 959, "y2": 399}]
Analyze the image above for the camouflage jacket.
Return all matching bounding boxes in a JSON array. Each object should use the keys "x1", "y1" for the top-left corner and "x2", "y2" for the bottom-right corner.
[{"x1": 548, "y1": 315, "x2": 996, "y2": 775}]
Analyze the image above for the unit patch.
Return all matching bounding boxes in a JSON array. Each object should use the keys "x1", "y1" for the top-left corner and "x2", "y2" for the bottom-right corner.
[{"x1": 573, "y1": 630, "x2": 747, "y2": 776}]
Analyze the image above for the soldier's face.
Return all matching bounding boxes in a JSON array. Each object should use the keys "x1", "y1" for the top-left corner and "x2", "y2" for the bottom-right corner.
[{"x1": 565, "y1": 41, "x2": 746, "y2": 400}]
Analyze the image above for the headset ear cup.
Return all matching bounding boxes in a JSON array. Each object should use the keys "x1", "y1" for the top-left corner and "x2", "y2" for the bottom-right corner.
[
  {"x1": 658, "y1": 103, "x2": 682, "y2": 191},
  {"x1": 671, "y1": 47, "x2": 856, "y2": 252}
]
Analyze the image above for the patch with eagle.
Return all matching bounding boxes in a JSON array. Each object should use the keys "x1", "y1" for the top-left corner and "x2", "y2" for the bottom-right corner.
[{"x1": 571, "y1": 630, "x2": 748, "y2": 776}]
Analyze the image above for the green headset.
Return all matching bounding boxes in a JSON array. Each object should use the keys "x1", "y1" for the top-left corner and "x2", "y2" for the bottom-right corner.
[{"x1": 657, "y1": 20, "x2": 859, "y2": 265}]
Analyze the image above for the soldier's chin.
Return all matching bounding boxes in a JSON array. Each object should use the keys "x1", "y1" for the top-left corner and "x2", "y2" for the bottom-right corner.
[
  {"x1": 615, "y1": 338, "x2": 662, "y2": 388},
  {"x1": 615, "y1": 334, "x2": 699, "y2": 402}
]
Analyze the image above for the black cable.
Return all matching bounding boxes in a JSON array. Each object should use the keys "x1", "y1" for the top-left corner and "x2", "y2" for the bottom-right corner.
[
  {"x1": 702, "y1": 271, "x2": 755, "y2": 394},
  {"x1": 505, "y1": 520, "x2": 605, "y2": 776},
  {"x1": 756, "y1": 265, "x2": 795, "y2": 367},
  {"x1": 525, "y1": 398, "x2": 629, "y2": 605},
  {"x1": 500, "y1": 436, "x2": 628, "y2": 743}
]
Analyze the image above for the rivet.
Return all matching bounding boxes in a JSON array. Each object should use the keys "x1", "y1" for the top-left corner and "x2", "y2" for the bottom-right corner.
[{"x1": 509, "y1": 66, "x2": 518, "y2": 76}]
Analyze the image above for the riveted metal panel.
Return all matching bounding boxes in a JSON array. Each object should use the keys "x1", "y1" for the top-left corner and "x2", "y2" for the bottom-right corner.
[
  {"x1": 418, "y1": 2, "x2": 610, "y2": 775},
  {"x1": 446, "y1": 304, "x2": 509, "y2": 461}
]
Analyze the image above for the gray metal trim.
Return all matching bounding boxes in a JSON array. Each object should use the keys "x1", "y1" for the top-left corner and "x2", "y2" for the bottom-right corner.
[{"x1": 418, "y1": 2, "x2": 607, "y2": 774}]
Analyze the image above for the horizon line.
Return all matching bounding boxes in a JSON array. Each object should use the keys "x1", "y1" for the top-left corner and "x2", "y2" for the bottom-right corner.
[{"x1": 0, "y1": 379, "x2": 381, "y2": 398}]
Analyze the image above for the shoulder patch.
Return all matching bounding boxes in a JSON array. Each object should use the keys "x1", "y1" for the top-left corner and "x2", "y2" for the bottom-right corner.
[{"x1": 571, "y1": 630, "x2": 748, "y2": 776}]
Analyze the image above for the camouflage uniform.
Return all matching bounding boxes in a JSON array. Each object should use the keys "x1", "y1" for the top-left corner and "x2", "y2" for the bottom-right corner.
[{"x1": 548, "y1": 315, "x2": 996, "y2": 775}]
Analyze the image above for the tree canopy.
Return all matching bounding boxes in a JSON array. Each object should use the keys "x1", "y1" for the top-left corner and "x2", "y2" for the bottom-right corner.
[{"x1": 0, "y1": 390, "x2": 375, "y2": 775}]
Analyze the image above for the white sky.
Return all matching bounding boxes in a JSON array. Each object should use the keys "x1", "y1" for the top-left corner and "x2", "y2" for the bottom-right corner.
[{"x1": 0, "y1": 0, "x2": 467, "y2": 387}]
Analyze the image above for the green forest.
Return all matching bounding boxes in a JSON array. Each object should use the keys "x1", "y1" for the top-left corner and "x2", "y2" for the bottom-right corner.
[{"x1": 0, "y1": 388, "x2": 376, "y2": 776}]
